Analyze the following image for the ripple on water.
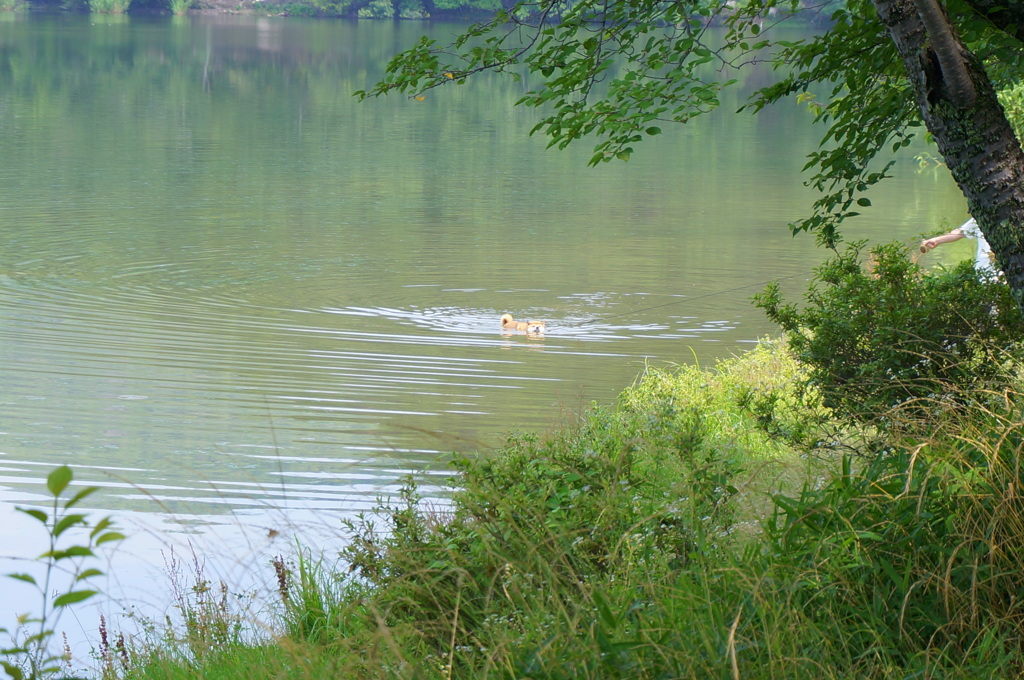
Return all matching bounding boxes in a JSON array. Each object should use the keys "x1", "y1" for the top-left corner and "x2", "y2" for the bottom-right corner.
[{"x1": 0, "y1": 270, "x2": 750, "y2": 523}]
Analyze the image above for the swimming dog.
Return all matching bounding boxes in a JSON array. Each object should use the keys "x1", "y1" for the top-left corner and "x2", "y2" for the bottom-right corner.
[{"x1": 501, "y1": 314, "x2": 546, "y2": 334}]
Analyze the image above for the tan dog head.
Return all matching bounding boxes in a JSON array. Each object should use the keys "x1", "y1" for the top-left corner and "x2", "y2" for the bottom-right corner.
[{"x1": 501, "y1": 314, "x2": 546, "y2": 334}]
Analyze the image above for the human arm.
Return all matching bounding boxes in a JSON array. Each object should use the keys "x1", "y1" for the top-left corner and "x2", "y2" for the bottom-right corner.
[{"x1": 920, "y1": 230, "x2": 965, "y2": 252}]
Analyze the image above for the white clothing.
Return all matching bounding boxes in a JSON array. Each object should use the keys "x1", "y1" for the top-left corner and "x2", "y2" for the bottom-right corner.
[{"x1": 956, "y1": 218, "x2": 996, "y2": 274}]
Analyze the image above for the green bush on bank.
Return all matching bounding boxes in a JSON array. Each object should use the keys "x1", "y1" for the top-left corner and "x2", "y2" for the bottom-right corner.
[
  {"x1": 768, "y1": 403, "x2": 1024, "y2": 674},
  {"x1": 287, "y1": 340, "x2": 834, "y2": 678},
  {"x1": 37, "y1": 345, "x2": 1024, "y2": 678},
  {"x1": 295, "y1": 344, "x2": 1022, "y2": 678},
  {"x1": 87, "y1": 0, "x2": 131, "y2": 13},
  {"x1": 261, "y1": 250, "x2": 1024, "y2": 678},
  {"x1": 756, "y1": 241, "x2": 1024, "y2": 425},
  {"x1": 105, "y1": 340, "x2": 828, "y2": 680},
  {"x1": 14, "y1": 246, "x2": 1024, "y2": 678},
  {"x1": 266, "y1": 340, "x2": 1023, "y2": 679}
]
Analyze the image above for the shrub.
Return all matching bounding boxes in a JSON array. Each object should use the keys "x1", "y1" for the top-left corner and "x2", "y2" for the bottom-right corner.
[
  {"x1": 397, "y1": 0, "x2": 426, "y2": 17},
  {"x1": 356, "y1": 0, "x2": 393, "y2": 17},
  {"x1": 429, "y1": 0, "x2": 498, "y2": 10},
  {"x1": 278, "y1": 2, "x2": 319, "y2": 15},
  {"x1": 88, "y1": 0, "x2": 131, "y2": 12},
  {"x1": 754, "y1": 241, "x2": 1024, "y2": 425},
  {"x1": 328, "y1": 344, "x2": 829, "y2": 675},
  {"x1": 303, "y1": 0, "x2": 350, "y2": 15},
  {"x1": 765, "y1": 395, "x2": 1024, "y2": 674}
]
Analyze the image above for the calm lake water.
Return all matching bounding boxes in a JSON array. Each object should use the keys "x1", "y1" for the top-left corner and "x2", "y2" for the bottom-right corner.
[{"x1": 0, "y1": 12, "x2": 971, "y2": 648}]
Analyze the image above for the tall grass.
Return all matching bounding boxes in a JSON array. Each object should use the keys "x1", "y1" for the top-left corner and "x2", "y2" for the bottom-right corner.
[
  {"x1": 109, "y1": 337, "x2": 1024, "y2": 679},
  {"x1": 762, "y1": 392, "x2": 1024, "y2": 677}
]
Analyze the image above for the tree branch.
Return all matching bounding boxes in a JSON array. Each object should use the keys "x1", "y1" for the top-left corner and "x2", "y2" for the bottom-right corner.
[
  {"x1": 913, "y1": 0, "x2": 977, "y2": 106},
  {"x1": 961, "y1": 0, "x2": 1024, "y2": 43}
]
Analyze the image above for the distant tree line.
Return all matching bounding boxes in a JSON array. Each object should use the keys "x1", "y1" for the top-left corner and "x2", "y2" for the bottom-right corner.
[
  {"x1": 4, "y1": 0, "x2": 839, "y2": 21},
  {"x1": 232, "y1": 0, "x2": 835, "y2": 20},
  {"x1": 3, "y1": 0, "x2": 507, "y2": 17},
  {"x1": 291, "y1": 0, "x2": 504, "y2": 20}
]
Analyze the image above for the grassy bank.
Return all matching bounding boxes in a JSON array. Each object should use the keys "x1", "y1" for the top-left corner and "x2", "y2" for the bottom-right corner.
[
  {"x1": 106, "y1": 340, "x2": 822, "y2": 679},
  {"x1": 7, "y1": 245, "x2": 1024, "y2": 679},
  {"x1": 94, "y1": 332, "x2": 1024, "y2": 679}
]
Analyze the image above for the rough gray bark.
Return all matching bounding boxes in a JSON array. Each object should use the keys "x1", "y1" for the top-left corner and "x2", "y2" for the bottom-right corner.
[{"x1": 873, "y1": 0, "x2": 1024, "y2": 304}]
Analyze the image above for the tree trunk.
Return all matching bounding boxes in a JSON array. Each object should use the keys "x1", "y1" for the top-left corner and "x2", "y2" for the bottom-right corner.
[
  {"x1": 873, "y1": 0, "x2": 1024, "y2": 305},
  {"x1": 911, "y1": 0, "x2": 975, "y2": 106}
]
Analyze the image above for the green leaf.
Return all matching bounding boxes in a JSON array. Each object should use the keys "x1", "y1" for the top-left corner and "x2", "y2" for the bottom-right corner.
[
  {"x1": 53, "y1": 513, "x2": 87, "y2": 539},
  {"x1": 96, "y1": 531, "x2": 126, "y2": 546},
  {"x1": 46, "y1": 466, "x2": 73, "y2": 498},
  {"x1": 64, "y1": 485, "x2": 98, "y2": 510},
  {"x1": 76, "y1": 568, "x2": 105, "y2": 581},
  {"x1": 5, "y1": 573, "x2": 37, "y2": 586},
  {"x1": 53, "y1": 590, "x2": 98, "y2": 608},
  {"x1": 15, "y1": 508, "x2": 47, "y2": 524},
  {"x1": 592, "y1": 590, "x2": 617, "y2": 630},
  {"x1": 40, "y1": 546, "x2": 94, "y2": 560},
  {"x1": 90, "y1": 516, "x2": 113, "y2": 538},
  {"x1": 1, "y1": 660, "x2": 26, "y2": 680},
  {"x1": 856, "y1": 197, "x2": 872, "y2": 207}
]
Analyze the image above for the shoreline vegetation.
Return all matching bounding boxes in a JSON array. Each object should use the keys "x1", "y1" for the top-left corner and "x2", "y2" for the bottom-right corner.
[
  {"x1": 0, "y1": 0, "x2": 835, "y2": 24},
  {"x1": 7, "y1": 243, "x2": 1024, "y2": 679},
  {"x1": 0, "y1": 0, "x2": 506, "y2": 20}
]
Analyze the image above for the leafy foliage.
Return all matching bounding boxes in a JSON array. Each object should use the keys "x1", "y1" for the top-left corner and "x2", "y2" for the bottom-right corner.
[
  {"x1": 358, "y1": 1, "x2": 767, "y2": 164},
  {"x1": 356, "y1": 0, "x2": 392, "y2": 17},
  {"x1": 747, "y1": 0, "x2": 918, "y2": 246},
  {"x1": 997, "y1": 79, "x2": 1024, "y2": 141},
  {"x1": 429, "y1": 0, "x2": 497, "y2": 10},
  {"x1": 355, "y1": 0, "x2": 913, "y2": 245},
  {"x1": 357, "y1": 0, "x2": 1024, "y2": 253},
  {"x1": 112, "y1": 340, "x2": 1024, "y2": 678},
  {"x1": 87, "y1": 0, "x2": 131, "y2": 13},
  {"x1": 1, "y1": 466, "x2": 123, "y2": 680},
  {"x1": 332, "y1": 345, "x2": 822, "y2": 675},
  {"x1": 754, "y1": 241, "x2": 1024, "y2": 423},
  {"x1": 276, "y1": 1, "x2": 320, "y2": 14}
]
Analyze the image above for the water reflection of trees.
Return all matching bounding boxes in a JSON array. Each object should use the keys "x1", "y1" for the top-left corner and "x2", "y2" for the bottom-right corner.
[
  {"x1": 0, "y1": 16, "x2": 968, "y2": 516},
  {"x1": 0, "y1": 16, "x2": 951, "y2": 281}
]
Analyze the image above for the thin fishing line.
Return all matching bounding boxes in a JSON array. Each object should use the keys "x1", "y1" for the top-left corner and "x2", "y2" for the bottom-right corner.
[{"x1": 572, "y1": 271, "x2": 811, "y2": 326}]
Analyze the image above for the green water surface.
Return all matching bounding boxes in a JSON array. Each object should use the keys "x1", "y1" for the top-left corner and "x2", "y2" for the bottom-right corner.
[{"x1": 0, "y1": 14, "x2": 970, "y2": 524}]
